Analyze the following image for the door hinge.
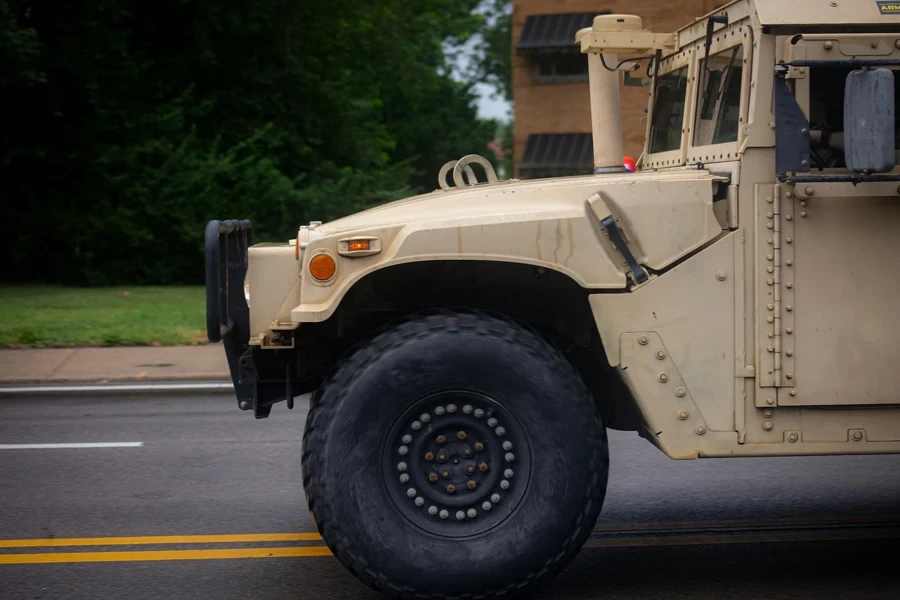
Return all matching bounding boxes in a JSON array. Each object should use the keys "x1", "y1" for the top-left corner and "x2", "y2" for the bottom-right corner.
[{"x1": 772, "y1": 184, "x2": 783, "y2": 386}]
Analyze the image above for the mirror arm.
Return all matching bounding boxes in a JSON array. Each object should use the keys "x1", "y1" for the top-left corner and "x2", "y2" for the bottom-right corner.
[{"x1": 704, "y1": 14, "x2": 729, "y2": 69}]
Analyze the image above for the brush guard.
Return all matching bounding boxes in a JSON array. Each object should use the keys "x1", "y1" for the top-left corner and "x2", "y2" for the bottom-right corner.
[{"x1": 205, "y1": 219, "x2": 255, "y2": 411}]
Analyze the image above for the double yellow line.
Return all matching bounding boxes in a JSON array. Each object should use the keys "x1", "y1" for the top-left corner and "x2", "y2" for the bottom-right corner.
[
  {"x1": 3, "y1": 516, "x2": 899, "y2": 564},
  {"x1": 0, "y1": 533, "x2": 330, "y2": 565}
]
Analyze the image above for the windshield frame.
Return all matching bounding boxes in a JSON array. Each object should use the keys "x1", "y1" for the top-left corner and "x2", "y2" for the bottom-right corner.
[
  {"x1": 686, "y1": 25, "x2": 752, "y2": 166},
  {"x1": 642, "y1": 20, "x2": 753, "y2": 170}
]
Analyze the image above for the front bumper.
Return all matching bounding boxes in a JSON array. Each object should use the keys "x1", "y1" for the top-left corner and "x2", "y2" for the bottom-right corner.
[{"x1": 204, "y1": 219, "x2": 304, "y2": 418}]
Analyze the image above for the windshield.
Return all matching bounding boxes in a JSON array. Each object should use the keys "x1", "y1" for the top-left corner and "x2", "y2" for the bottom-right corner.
[
  {"x1": 648, "y1": 66, "x2": 689, "y2": 154},
  {"x1": 694, "y1": 45, "x2": 743, "y2": 147}
]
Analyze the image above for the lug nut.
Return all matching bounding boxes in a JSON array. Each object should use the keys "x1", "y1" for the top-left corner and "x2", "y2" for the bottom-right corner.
[
  {"x1": 474, "y1": 409, "x2": 485, "y2": 418},
  {"x1": 436, "y1": 435, "x2": 446, "y2": 444},
  {"x1": 424, "y1": 452, "x2": 434, "y2": 461},
  {"x1": 487, "y1": 418, "x2": 498, "y2": 427},
  {"x1": 456, "y1": 511, "x2": 466, "y2": 520},
  {"x1": 474, "y1": 442, "x2": 485, "y2": 452},
  {"x1": 467, "y1": 508, "x2": 477, "y2": 518},
  {"x1": 505, "y1": 453, "x2": 515, "y2": 463},
  {"x1": 407, "y1": 488, "x2": 416, "y2": 498},
  {"x1": 464, "y1": 448, "x2": 472, "y2": 457},
  {"x1": 442, "y1": 470, "x2": 451, "y2": 479},
  {"x1": 429, "y1": 473, "x2": 439, "y2": 483},
  {"x1": 467, "y1": 465, "x2": 476, "y2": 474},
  {"x1": 435, "y1": 406, "x2": 446, "y2": 416},
  {"x1": 411, "y1": 421, "x2": 422, "y2": 431},
  {"x1": 428, "y1": 506, "x2": 438, "y2": 516},
  {"x1": 500, "y1": 480, "x2": 510, "y2": 490},
  {"x1": 457, "y1": 431, "x2": 467, "y2": 440},
  {"x1": 439, "y1": 509, "x2": 449, "y2": 519},
  {"x1": 420, "y1": 413, "x2": 431, "y2": 423},
  {"x1": 415, "y1": 497, "x2": 424, "y2": 506},
  {"x1": 400, "y1": 474, "x2": 410, "y2": 483},
  {"x1": 397, "y1": 462, "x2": 408, "y2": 472},
  {"x1": 482, "y1": 501, "x2": 492, "y2": 511},
  {"x1": 438, "y1": 452, "x2": 448, "y2": 462},
  {"x1": 495, "y1": 426, "x2": 506, "y2": 436},
  {"x1": 467, "y1": 480, "x2": 477, "y2": 490},
  {"x1": 463, "y1": 405, "x2": 473, "y2": 414},
  {"x1": 502, "y1": 441, "x2": 512, "y2": 451},
  {"x1": 447, "y1": 404, "x2": 457, "y2": 413},
  {"x1": 491, "y1": 493, "x2": 501, "y2": 503},
  {"x1": 479, "y1": 462, "x2": 489, "y2": 473},
  {"x1": 504, "y1": 468, "x2": 514, "y2": 479},
  {"x1": 402, "y1": 434, "x2": 412, "y2": 444},
  {"x1": 446, "y1": 484, "x2": 456, "y2": 494},
  {"x1": 398, "y1": 445, "x2": 408, "y2": 455}
]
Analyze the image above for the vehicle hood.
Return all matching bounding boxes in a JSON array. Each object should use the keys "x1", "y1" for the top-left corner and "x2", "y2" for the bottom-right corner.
[{"x1": 315, "y1": 170, "x2": 715, "y2": 235}]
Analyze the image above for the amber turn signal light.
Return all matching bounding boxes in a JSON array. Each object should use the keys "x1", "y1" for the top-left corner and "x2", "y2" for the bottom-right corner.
[
  {"x1": 348, "y1": 240, "x2": 370, "y2": 252},
  {"x1": 309, "y1": 254, "x2": 336, "y2": 281}
]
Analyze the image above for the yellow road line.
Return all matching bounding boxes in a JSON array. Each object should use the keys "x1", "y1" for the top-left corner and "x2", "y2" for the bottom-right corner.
[
  {"x1": 0, "y1": 547, "x2": 333, "y2": 565},
  {"x1": 0, "y1": 533, "x2": 322, "y2": 549}
]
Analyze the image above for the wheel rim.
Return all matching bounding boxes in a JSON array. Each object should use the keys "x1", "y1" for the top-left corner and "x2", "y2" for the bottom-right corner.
[{"x1": 382, "y1": 390, "x2": 531, "y2": 538}]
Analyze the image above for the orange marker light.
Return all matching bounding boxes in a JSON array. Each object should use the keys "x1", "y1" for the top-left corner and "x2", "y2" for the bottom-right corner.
[
  {"x1": 309, "y1": 254, "x2": 336, "y2": 281},
  {"x1": 348, "y1": 240, "x2": 371, "y2": 252}
]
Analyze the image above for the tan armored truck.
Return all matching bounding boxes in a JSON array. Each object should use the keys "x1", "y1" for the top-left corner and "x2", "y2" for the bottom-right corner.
[{"x1": 204, "y1": 0, "x2": 900, "y2": 596}]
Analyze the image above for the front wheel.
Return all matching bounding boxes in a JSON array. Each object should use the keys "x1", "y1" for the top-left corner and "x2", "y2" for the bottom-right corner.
[{"x1": 301, "y1": 310, "x2": 609, "y2": 599}]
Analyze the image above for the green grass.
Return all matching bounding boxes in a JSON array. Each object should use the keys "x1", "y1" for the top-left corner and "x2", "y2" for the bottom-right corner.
[{"x1": 0, "y1": 285, "x2": 207, "y2": 347}]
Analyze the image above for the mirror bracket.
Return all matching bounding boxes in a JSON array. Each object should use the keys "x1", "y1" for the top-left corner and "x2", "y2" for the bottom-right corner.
[{"x1": 703, "y1": 13, "x2": 729, "y2": 68}]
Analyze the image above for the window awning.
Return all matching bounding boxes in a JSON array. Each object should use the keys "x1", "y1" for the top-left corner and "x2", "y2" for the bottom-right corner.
[
  {"x1": 516, "y1": 13, "x2": 598, "y2": 54},
  {"x1": 518, "y1": 133, "x2": 593, "y2": 177}
]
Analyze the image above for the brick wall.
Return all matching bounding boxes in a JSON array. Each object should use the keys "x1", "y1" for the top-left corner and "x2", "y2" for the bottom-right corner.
[{"x1": 512, "y1": 0, "x2": 720, "y2": 176}]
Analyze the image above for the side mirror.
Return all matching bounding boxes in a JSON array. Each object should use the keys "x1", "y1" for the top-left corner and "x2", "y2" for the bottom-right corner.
[{"x1": 844, "y1": 68, "x2": 895, "y2": 173}]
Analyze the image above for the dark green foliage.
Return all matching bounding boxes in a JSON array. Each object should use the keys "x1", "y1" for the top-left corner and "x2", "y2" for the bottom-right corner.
[{"x1": 0, "y1": 0, "x2": 500, "y2": 284}]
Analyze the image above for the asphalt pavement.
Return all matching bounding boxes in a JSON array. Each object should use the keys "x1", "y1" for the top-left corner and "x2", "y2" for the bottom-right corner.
[{"x1": 1, "y1": 393, "x2": 899, "y2": 599}]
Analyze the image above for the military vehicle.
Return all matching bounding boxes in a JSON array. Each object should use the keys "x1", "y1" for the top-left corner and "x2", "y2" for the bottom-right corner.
[{"x1": 204, "y1": 0, "x2": 900, "y2": 596}]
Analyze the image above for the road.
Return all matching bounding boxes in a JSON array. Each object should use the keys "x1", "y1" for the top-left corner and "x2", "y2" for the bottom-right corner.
[{"x1": 1, "y1": 393, "x2": 899, "y2": 599}]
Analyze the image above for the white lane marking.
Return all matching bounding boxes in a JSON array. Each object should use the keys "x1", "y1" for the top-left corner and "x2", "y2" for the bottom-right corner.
[
  {"x1": 0, "y1": 442, "x2": 144, "y2": 450},
  {"x1": 0, "y1": 382, "x2": 233, "y2": 394}
]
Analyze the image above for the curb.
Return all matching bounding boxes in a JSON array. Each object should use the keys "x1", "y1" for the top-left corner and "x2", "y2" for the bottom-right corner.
[{"x1": 0, "y1": 381, "x2": 235, "y2": 396}]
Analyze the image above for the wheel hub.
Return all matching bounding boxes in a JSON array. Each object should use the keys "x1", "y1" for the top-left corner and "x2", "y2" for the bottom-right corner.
[{"x1": 383, "y1": 392, "x2": 530, "y2": 537}]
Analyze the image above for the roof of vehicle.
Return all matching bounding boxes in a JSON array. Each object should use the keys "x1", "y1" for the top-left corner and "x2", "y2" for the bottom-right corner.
[{"x1": 699, "y1": 0, "x2": 900, "y2": 28}]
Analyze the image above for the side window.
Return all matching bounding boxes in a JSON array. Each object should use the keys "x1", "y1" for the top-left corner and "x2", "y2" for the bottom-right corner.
[
  {"x1": 693, "y1": 46, "x2": 743, "y2": 146},
  {"x1": 648, "y1": 66, "x2": 689, "y2": 154},
  {"x1": 808, "y1": 66, "x2": 900, "y2": 168}
]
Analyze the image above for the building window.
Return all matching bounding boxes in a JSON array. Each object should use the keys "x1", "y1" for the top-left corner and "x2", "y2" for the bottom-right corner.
[
  {"x1": 518, "y1": 133, "x2": 593, "y2": 179},
  {"x1": 516, "y1": 12, "x2": 601, "y2": 86},
  {"x1": 535, "y1": 53, "x2": 589, "y2": 84}
]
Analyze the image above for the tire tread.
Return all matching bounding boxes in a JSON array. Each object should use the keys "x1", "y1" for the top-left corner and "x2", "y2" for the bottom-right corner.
[{"x1": 301, "y1": 309, "x2": 608, "y2": 599}]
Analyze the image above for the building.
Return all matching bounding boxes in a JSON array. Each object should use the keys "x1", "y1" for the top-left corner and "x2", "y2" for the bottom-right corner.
[{"x1": 511, "y1": 0, "x2": 721, "y2": 178}]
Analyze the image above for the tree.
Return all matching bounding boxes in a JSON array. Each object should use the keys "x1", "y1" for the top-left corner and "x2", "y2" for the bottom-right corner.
[
  {"x1": 471, "y1": 0, "x2": 512, "y2": 103},
  {"x1": 0, "y1": 0, "x2": 499, "y2": 284}
]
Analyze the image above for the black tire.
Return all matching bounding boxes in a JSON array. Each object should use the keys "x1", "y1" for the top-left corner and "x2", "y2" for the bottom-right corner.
[{"x1": 301, "y1": 310, "x2": 609, "y2": 599}]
